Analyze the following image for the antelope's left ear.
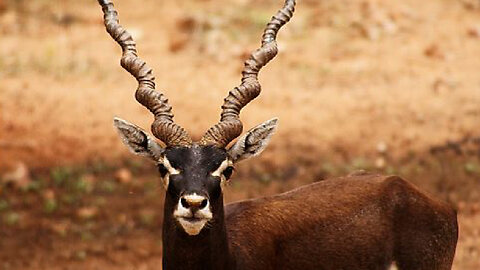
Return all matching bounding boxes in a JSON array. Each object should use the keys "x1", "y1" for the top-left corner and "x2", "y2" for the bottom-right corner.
[
  {"x1": 113, "y1": 117, "x2": 164, "y2": 162},
  {"x1": 228, "y1": 118, "x2": 278, "y2": 163}
]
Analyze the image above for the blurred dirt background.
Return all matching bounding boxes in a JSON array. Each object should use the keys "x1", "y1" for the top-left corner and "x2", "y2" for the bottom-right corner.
[{"x1": 1, "y1": 0, "x2": 480, "y2": 269}]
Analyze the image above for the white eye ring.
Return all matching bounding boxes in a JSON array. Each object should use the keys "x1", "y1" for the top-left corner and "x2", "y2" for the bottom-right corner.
[
  {"x1": 211, "y1": 159, "x2": 233, "y2": 177},
  {"x1": 162, "y1": 157, "x2": 180, "y2": 175}
]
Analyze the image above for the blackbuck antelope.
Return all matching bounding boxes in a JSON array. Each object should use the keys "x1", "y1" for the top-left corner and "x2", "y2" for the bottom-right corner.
[{"x1": 98, "y1": 0, "x2": 458, "y2": 269}]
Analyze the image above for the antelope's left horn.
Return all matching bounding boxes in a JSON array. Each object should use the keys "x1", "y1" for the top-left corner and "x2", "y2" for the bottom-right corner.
[{"x1": 200, "y1": 0, "x2": 296, "y2": 147}]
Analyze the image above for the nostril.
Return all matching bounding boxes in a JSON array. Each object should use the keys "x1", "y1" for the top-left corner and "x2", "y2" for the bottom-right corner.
[
  {"x1": 181, "y1": 197, "x2": 189, "y2": 208},
  {"x1": 200, "y1": 199, "x2": 208, "y2": 209}
]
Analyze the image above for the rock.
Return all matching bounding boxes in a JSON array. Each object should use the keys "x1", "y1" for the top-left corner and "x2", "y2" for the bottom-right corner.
[
  {"x1": 375, "y1": 157, "x2": 386, "y2": 169},
  {"x1": 169, "y1": 30, "x2": 190, "y2": 52},
  {"x1": 50, "y1": 222, "x2": 69, "y2": 236},
  {"x1": 376, "y1": 141, "x2": 388, "y2": 154},
  {"x1": 471, "y1": 203, "x2": 479, "y2": 215},
  {"x1": 115, "y1": 168, "x2": 132, "y2": 184},
  {"x1": 176, "y1": 16, "x2": 196, "y2": 33},
  {"x1": 424, "y1": 44, "x2": 445, "y2": 59},
  {"x1": 2, "y1": 162, "x2": 31, "y2": 189},
  {"x1": 77, "y1": 207, "x2": 98, "y2": 219},
  {"x1": 42, "y1": 189, "x2": 56, "y2": 200},
  {"x1": 467, "y1": 26, "x2": 480, "y2": 38}
]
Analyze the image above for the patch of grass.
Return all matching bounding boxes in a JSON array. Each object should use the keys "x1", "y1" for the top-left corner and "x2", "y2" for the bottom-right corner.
[
  {"x1": 259, "y1": 173, "x2": 273, "y2": 185},
  {"x1": 44, "y1": 199, "x2": 58, "y2": 214},
  {"x1": 73, "y1": 177, "x2": 94, "y2": 194},
  {"x1": 0, "y1": 200, "x2": 9, "y2": 212},
  {"x1": 80, "y1": 231, "x2": 94, "y2": 241},
  {"x1": 350, "y1": 157, "x2": 371, "y2": 171},
  {"x1": 74, "y1": 250, "x2": 87, "y2": 260},
  {"x1": 384, "y1": 166, "x2": 398, "y2": 175},
  {"x1": 246, "y1": 10, "x2": 272, "y2": 30},
  {"x1": 93, "y1": 197, "x2": 106, "y2": 206},
  {"x1": 99, "y1": 180, "x2": 117, "y2": 193},
  {"x1": 125, "y1": 159, "x2": 144, "y2": 173},
  {"x1": 90, "y1": 160, "x2": 112, "y2": 174},
  {"x1": 21, "y1": 178, "x2": 45, "y2": 193},
  {"x1": 61, "y1": 194, "x2": 79, "y2": 205},
  {"x1": 139, "y1": 210, "x2": 156, "y2": 227},
  {"x1": 143, "y1": 180, "x2": 158, "y2": 195},
  {"x1": 321, "y1": 162, "x2": 339, "y2": 176},
  {"x1": 4, "y1": 212, "x2": 20, "y2": 226},
  {"x1": 51, "y1": 167, "x2": 73, "y2": 187},
  {"x1": 464, "y1": 162, "x2": 480, "y2": 174}
]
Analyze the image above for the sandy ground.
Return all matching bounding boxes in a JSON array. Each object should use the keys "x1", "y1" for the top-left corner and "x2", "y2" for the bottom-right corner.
[
  {"x1": 1, "y1": 0, "x2": 480, "y2": 169},
  {"x1": 1, "y1": 0, "x2": 480, "y2": 269}
]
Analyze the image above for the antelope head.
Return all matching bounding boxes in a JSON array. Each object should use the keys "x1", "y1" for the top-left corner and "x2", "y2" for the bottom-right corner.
[{"x1": 98, "y1": 0, "x2": 295, "y2": 236}]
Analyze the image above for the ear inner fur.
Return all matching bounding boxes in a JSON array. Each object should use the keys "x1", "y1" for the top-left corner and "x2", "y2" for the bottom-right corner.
[{"x1": 228, "y1": 118, "x2": 278, "y2": 162}]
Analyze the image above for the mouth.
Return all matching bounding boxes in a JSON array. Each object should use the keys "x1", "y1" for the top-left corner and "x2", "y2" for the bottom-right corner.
[
  {"x1": 176, "y1": 216, "x2": 210, "y2": 236},
  {"x1": 179, "y1": 216, "x2": 205, "y2": 223}
]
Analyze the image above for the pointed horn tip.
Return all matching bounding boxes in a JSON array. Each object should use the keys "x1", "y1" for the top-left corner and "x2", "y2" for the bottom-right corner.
[{"x1": 98, "y1": 0, "x2": 111, "y2": 5}]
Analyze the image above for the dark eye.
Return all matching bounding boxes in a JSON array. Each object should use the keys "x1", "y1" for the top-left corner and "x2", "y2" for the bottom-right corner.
[
  {"x1": 222, "y1": 166, "x2": 234, "y2": 180},
  {"x1": 158, "y1": 164, "x2": 168, "y2": 178}
]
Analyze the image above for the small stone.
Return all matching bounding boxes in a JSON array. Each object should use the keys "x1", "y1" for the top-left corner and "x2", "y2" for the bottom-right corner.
[
  {"x1": 471, "y1": 203, "x2": 480, "y2": 215},
  {"x1": 375, "y1": 157, "x2": 386, "y2": 169},
  {"x1": 77, "y1": 207, "x2": 98, "y2": 219},
  {"x1": 169, "y1": 34, "x2": 190, "y2": 53},
  {"x1": 376, "y1": 142, "x2": 388, "y2": 154},
  {"x1": 115, "y1": 168, "x2": 132, "y2": 184},
  {"x1": 50, "y1": 222, "x2": 69, "y2": 236},
  {"x1": 467, "y1": 26, "x2": 480, "y2": 38},
  {"x1": 424, "y1": 44, "x2": 445, "y2": 59},
  {"x1": 381, "y1": 20, "x2": 398, "y2": 35},
  {"x1": 43, "y1": 189, "x2": 56, "y2": 200},
  {"x1": 2, "y1": 162, "x2": 31, "y2": 189}
]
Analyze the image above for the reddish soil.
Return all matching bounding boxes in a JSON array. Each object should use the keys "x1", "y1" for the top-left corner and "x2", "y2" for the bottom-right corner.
[{"x1": 1, "y1": 0, "x2": 480, "y2": 269}]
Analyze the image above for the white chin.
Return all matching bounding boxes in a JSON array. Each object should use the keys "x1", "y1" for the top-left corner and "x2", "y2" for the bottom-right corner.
[{"x1": 178, "y1": 218, "x2": 208, "y2": 236}]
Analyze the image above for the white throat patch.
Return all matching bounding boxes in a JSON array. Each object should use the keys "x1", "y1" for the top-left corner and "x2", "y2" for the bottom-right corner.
[
  {"x1": 388, "y1": 262, "x2": 398, "y2": 270},
  {"x1": 178, "y1": 218, "x2": 208, "y2": 236}
]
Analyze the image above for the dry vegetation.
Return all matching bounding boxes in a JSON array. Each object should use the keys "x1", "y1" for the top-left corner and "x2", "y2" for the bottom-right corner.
[{"x1": 0, "y1": 0, "x2": 479, "y2": 269}]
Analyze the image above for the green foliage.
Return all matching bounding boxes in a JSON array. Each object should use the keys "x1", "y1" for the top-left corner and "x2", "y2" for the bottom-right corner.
[
  {"x1": 44, "y1": 199, "x2": 58, "y2": 214},
  {"x1": 0, "y1": 200, "x2": 9, "y2": 212},
  {"x1": 51, "y1": 167, "x2": 73, "y2": 187},
  {"x1": 321, "y1": 162, "x2": 338, "y2": 176},
  {"x1": 21, "y1": 178, "x2": 45, "y2": 193},
  {"x1": 350, "y1": 157, "x2": 371, "y2": 170},
  {"x1": 4, "y1": 212, "x2": 20, "y2": 226},
  {"x1": 139, "y1": 210, "x2": 156, "y2": 227},
  {"x1": 61, "y1": 194, "x2": 79, "y2": 205},
  {"x1": 73, "y1": 177, "x2": 93, "y2": 194},
  {"x1": 100, "y1": 180, "x2": 117, "y2": 193},
  {"x1": 464, "y1": 162, "x2": 480, "y2": 175},
  {"x1": 74, "y1": 250, "x2": 87, "y2": 260}
]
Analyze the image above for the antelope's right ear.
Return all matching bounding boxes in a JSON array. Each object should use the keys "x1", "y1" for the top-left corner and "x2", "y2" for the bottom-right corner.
[
  {"x1": 113, "y1": 117, "x2": 164, "y2": 161},
  {"x1": 228, "y1": 118, "x2": 278, "y2": 163}
]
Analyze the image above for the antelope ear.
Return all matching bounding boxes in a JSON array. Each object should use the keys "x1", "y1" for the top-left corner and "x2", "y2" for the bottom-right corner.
[
  {"x1": 113, "y1": 117, "x2": 164, "y2": 161},
  {"x1": 228, "y1": 118, "x2": 278, "y2": 163}
]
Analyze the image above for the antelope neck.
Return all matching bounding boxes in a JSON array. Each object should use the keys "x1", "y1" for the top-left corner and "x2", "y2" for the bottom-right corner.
[{"x1": 162, "y1": 195, "x2": 232, "y2": 270}]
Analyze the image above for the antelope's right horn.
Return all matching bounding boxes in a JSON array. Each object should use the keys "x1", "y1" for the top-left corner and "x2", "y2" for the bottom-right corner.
[{"x1": 98, "y1": 0, "x2": 192, "y2": 147}]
